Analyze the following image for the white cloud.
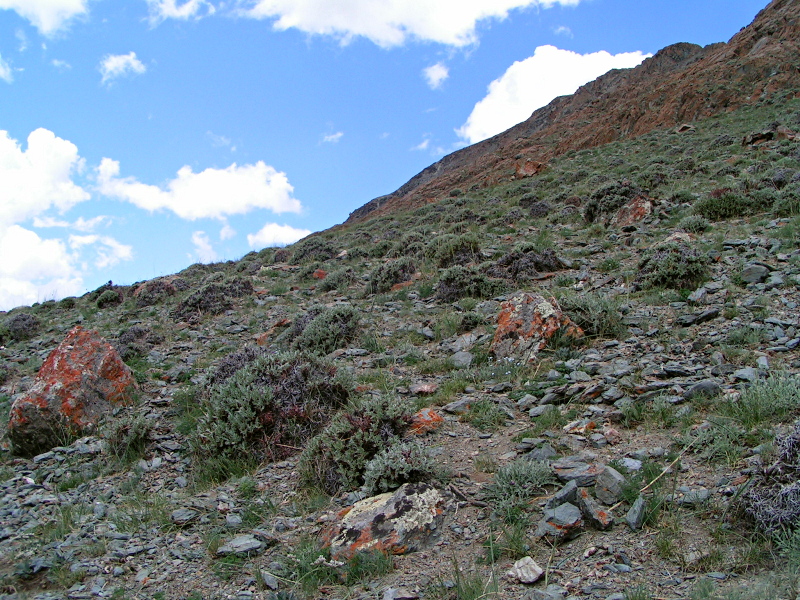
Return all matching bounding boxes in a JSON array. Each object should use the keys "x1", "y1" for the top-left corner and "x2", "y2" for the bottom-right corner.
[
  {"x1": 220, "y1": 222, "x2": 236, "y2": 240},
  {"x1": 146, "y1": 0, "x2": 216, "y2": 24},
  {"x1": 237, "y1": 0, "x2": 581, "y2": 47},
  {"x1": 322, "y1": 131, "x2": 343, "y2": 144},
  {"x1": 191, "y1": 231, "x2": 218, "y2": 263},
  {"x1": 247, "y1": 222, "x2": 311, "y2": 248},
  {"x1": 0, "y1": 128, "x2": 89, "y2": 227},
  {"x1": 0, "y1": 225, "x2": 82, "y2": 310},
  {"x1": 423, "y1": 62, "x2": 449, "y2": 89},
  {"x1": 99, "y1": 52, "x2": 147, "y2": 85},
  {"x1": 97, "y1": 158, "x2": 302, "y2": 219},
  {"x1": 0, "y1": 0, "x2": 88, "y2": 36},
  {"x1": 207, "y1": 130, "x2": 234, "y2": 149},
  {"x1": 33, "y1": 215, "x2": 110, "y2": 231},
  {"x1": 553, "y1": 25, "x2": 572, "y2": 37},
  {"x1": 69, "y1": 234, "x2": 133, "y2": 268},
  {"x1": 457, "y1": 45, "x2": 649, "y2": 144},
  {"x1": 52, "y1": 58, "x2": 72, "y2": 70},
  {"x1": 0, "y1": 54, "x2": 13, "y2": 83},
  {"x1": 411, "y1": 136, "x2": 430, "y2": 151}
]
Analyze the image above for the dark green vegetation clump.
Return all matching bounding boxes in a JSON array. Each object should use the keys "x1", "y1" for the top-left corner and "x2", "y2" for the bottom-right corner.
[
  {"x1": 2, "y1": 312, "x2": 40, "y2": 342},
  {"x1": 583, "y1": 180, "x2": 645, "y2": 223},
  {"x1": 367, "y1": 257, "x2": 416, "y2": 294},
  {"x1": 435, "y1": 266, "x2": 505, "y2": 302},
  {"x1": 171, "y1": 277, "x2": 253, "y2": 321},
  {"x1": 694, "y1": 188, "x2": 773, "y2": 220},
  {"x1": 298, "y1": 395, "x2": 412, "y2": 495},
  {"x1": 637, "y1": 241, "x2": 709, "y2": 290},
  {"x1": 192, "y1": 351, "x2": 352, "y2": 462},
  {"x1": 281, "y1": 305, "x2": 360, "y2": 355},
  {"x1": 96, "y1": 289, "x2": 122, "y2": 309}
]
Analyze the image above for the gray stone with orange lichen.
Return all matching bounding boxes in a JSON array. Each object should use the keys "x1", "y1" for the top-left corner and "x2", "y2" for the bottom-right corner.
[
  {"x1": 324, "y1": 482, "x2": 449, "y2": 560},
  {"x1": 534, "y1": 502, "x2": 583, "y2": 543}
]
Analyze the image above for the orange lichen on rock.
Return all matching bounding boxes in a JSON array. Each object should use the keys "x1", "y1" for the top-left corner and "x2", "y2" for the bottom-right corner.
[
  {"x1": 408, "y1": 408, "x2": 444, "y2": 436},
  {"x1": 324, "y1": 483, "x2": 448, "y2": 560},
  {"x1": 7, "y1": 326, "x2": 136, "y2": 456},
  {"x1": 490, "y1": 292, "x2": 583, "y2": 362}
]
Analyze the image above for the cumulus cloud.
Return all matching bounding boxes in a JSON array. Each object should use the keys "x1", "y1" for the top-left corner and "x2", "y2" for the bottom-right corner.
[
  {"x1": 237, "y1": 0, "x2": 581, "y2": 47},
  {"x1": 146, "y1": 0, "x2": 216, "y2": 24},
  {"x1": 423, "y1": 62, "x2": 449, "y2": 89},
  {"x1": 69, "y1": 234, "x2": 133, "y2": 268},
  {"x1": 191, "y1": 231, "x2": 218, "y2": 263},
  {"x1": 322, "y1": 131, "x2": 343, "y2": 144},
  {"x1": 0, "y1": 128, "x2": 89, "y2": 227},
  {"x1": 0, "y1": 54, "x2": 13, "y2": 83},
  {"x1": 99, "y1": 52, "x2": 146, "y2": 85},
  {"x1": 0, "y1": 0, "x2": 88, "y2": 36},
  {"x1": 247, "y1": 222, "x2": 311, "y2": 248},
  {"x1": 457, "y1": 45, "x2": 649, "y2": 144},
  {"x1": 0, "y1": 225, "x2": 82, "y2": 309},
  {"x1": 220, "y1": 222, "x2": 236, "y2": 240},
  {"x1": 96, "y1": 158, "x2": 302, "y2": 219}
]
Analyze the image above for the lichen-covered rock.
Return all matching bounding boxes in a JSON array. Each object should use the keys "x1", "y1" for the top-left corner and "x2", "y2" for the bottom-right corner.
[
  {"x1": 490, "y1": 292, "x2": 583, "y2": 362},
  {"x1": 7, "y1": 326, "x2": 137, "y2": 456},
  {"x1": 611, "y1": 196, "x2": 652, "y2": 228},
  {"x1": 324, "y1": 482, "x2": 448, "y2": 559}
]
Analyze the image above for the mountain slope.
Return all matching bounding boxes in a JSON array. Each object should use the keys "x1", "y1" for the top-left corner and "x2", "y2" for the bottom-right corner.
[{"x1": 347, "y1": 0, "x2": 800, "y2": 224}]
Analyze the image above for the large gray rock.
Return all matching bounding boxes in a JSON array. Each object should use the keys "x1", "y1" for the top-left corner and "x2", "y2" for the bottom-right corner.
[
  {"x1": 324, "y1": 482, "x2": 448, "y2": 559},
  {"x1": 741, "y1": 263, "x2": 769, "y2": 284}
]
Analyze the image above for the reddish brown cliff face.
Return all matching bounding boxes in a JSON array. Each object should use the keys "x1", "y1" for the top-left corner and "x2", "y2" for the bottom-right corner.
[{"x1": 346, "y1": 0, "x2": 800, "y2": 225}]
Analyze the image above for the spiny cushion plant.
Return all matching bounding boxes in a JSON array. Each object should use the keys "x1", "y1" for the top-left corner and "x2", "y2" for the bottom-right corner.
[
  {"x1": 366, "y1": 257, "x2": 416, "y2": 294},
  {"x1": 290, "y1": 305, "x2": 360, "y2": 355},
  {"x1": 192, "y1": 351, "x2": 352, "y2": 462},
  {"x1": 637, "y1": 241, "x2": 709, "y2": 290},
  {"x1": 298, "y1": 394, "x2": 413, "y2": 495}
]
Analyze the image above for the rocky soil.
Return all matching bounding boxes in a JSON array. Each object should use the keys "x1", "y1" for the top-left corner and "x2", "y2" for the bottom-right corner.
[{"x1": 3, "y1": 5, "x2": 800, "y2": 599}]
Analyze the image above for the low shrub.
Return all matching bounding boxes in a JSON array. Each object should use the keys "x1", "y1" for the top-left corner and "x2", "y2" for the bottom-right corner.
[
  {"x1": 192, "y1": 351, "x2": 352, "y2": 464},
  {"x1": 637, "y1": 241, "x2": 709, "y2": 290},
  {"x1": 435, "y1": 266, "x2": 506, "y2": 302},
  {"x1": 427, "y1": 234, "x2": 481, "y2": 268},
  {"x1": 318, "y1": 267, "x2": 357, "y2": 292},
  {"x1": 298, "y1": 395, "x2": 413, "y2": 495},
  {"x1": 3, "y1": 313, "x2": 40, "y2": 342},
  {"x1": 102, "y1": 413, "x2": 152, "y2": 465},
  {"x1": 96, "y1": 289, "x2": 122, "y2": 309},
  {"x1": 694, "y1": 189, "x2": 771, "y2": 220},
  {"x1": 362, "y1": 440, "x2": 442, "y2": 495},
  {"x1": 776, "y1": 183, "x2": 800, "y2": 216},
  {"x1": 741, "y1": 416, "x2": 800, "y2": 533},
  {"x1": 584, "y1": 180, "x2": 644, "y2": 223},
  {"x1": 483, "y1": 459, "x2": 555, "y2": 524},
  {"x1": 487, "y1": 247, "x2": 565, "y2": 283},
  {"x1": 291, "y1": 237, "x2": 334, "y2": 264},
  {"x1": 557, "y1": 292, "x2": 626, "y2": 339},
  {"x1": 367, "y1": 257, "x2": 416, "y2": 294},
  {"x1": 171, "y1": 277, "x2": 253, "y2": 321},
  {"x1": 290, "y1": 305, "x2": 360, "y2": 355},
  {"x1": 679, "y1": 215, "x2": 711, "y2": 234}
]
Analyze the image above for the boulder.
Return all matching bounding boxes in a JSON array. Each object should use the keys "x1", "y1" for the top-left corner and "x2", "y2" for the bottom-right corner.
[
  {"x1": 324, "y1": 482, "x2": 448, "y2": 560},
  {"x1": 490, "y1": 293, "x2": 583, "y2": 362},
  {"x1": 7, "y1": 326, "x2": 137, "y2": 456},
  {"x1": 408, "y1": 407, "x2": 444, "y2": 435},
  {"x1": 611, "y1": 196, "x2": 653, "y2": 228}
]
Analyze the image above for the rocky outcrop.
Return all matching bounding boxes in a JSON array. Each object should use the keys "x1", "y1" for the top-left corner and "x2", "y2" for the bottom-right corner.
[{"x1": 7, "y1": 326, "x2": 137, "y2": 456}]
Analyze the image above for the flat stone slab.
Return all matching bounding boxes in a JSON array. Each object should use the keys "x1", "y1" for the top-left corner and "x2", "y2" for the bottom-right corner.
[{"x1": 217, "y1": 535, "x2": 264, "y2": 556}]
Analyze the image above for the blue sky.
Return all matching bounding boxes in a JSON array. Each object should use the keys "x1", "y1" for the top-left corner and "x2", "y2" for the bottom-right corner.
[{"x1": 0, "y1": 0, "x2": 768, "y2": 310}]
